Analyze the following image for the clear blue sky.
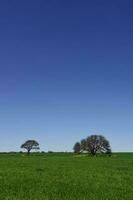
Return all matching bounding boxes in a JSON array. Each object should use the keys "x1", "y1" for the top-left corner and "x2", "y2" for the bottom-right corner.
[{"x1": 0, "y1": 0, "x2": 133, "y2": 152}]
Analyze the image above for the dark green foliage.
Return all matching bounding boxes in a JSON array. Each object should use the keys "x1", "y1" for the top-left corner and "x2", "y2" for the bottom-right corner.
[
  {"x1": 80, "y1": 139, "x2": 87, "y2": 151},
  {"x1": 86, "y1": 135, "x2": 111, "y2": 155},
  {"x1": 21, "y1": 140, "x2": 40, "y2": 154},
  {"x1": 74, "y1": 135, "x2": 111, "y2": 156},
  {"x1": 73, "y1": 142, "x2": 81, "y2": 153},
  {"x1": 48, "y1": 151, "x2": 54, "y2": 153}
]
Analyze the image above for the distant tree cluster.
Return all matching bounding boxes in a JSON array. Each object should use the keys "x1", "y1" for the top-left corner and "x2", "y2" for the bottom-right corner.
[
  {"x1": 20, "y1": 135, "x2": 112, "y2": 156},
  {"x1": 73, "y1": 135, "x2": 111, "y2": 156}
]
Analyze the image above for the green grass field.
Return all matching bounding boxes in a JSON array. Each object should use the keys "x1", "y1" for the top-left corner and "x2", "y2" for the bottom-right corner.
[{"x1": 0, "y1": 153, "x2": 133, "y2": 200}]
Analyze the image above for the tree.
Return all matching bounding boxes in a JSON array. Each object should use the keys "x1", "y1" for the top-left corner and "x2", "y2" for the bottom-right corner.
[
  {"x1": 21, "y1": 140, "x2": 40, "y2": 155},
  {"x1": 80, "y1": 139, "x2": 87, "y2": 152},
  {"x1": 74, "y1": 135, "x2": 111, "y2": 156},
  {"x1": 73, "y1": 142, "x2": 81, "y2": 153},
  {"x1": 86, "y1": 135, "x2": 111, "y2": 156}
]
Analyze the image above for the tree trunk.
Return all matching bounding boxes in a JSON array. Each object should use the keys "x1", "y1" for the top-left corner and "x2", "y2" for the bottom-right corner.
[
  {"x1": 27, "y1": 149, "x2": 30, "y2": 155},
  {"x1": 91, "y1": 149, "x2": 96, "y2": 156}
]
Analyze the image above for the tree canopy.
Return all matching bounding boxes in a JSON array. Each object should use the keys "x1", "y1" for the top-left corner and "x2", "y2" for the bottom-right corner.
[
  {"x1": 73, "y1": 135, "x2": 111, "y2": 156},
  {"x1": 21, "y1": 140, "x2": 40, "y2": 154},
  {"x1": 73, "y1": 142, "x2": 81, "y2": 153}
]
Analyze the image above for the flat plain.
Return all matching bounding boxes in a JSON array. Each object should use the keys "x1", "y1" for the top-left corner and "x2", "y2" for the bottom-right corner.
[{"x1": 0, "y1": 153, "x2": 133, "y2": 200}]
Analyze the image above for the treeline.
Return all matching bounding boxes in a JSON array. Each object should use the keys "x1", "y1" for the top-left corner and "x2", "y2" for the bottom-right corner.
[
  {"x1": 0, "y1": 135, "x2": 112, "y2": 156},
  {"x1": 19, "y1": 134, "x2": 112, "y2": 156}
]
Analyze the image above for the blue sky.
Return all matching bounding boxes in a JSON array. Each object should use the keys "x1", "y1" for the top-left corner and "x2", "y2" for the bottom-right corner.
[{"x1": 0, "y1": 0, "x2": 133, "y2": 152}]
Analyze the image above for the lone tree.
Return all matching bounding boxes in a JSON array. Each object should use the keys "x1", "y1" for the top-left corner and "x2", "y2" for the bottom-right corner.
[
  {"x1": 86, "y1": 135, "x2": 111, "y2": 156},
  {"x1": 21, "y1": 140, "x2": 40, "y2": 155},
  {"x1": 73, "y1": 142, "x2": 81, "y2": 153},
  {"x1": 73, "y1": 135, "x2": 111, "y2": 156}
]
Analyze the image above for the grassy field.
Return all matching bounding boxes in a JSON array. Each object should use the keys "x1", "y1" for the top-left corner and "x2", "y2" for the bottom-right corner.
[{"x1": 0, "y1": 153, "x2": 133, "y2": 200}]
